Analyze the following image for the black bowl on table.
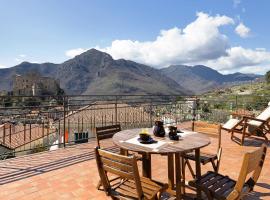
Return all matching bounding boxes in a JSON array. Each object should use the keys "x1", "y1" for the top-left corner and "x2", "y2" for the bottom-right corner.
[
  {"x1": 139, "y1": 133, "x2": 151, "y2": 141},
  {"x1": 169, "y1": 134, "x2": 179, "y2": 141}
]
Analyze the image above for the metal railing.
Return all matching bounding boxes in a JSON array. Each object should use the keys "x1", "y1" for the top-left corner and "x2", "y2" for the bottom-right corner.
[{"x1": 0, "y1": 94, "x2": 269, "y2": 159}]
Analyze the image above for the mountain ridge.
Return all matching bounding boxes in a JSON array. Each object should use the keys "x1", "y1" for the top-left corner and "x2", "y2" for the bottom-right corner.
[
  {"x1": 0, "y1": 49, "x2": 261, "y2": 95},
  {"x1": 161, "y1": 64, "x2": 262, "y2": 94},
  {"x1": 0, "y1": 49, "x2": 189, "y2": 95}
]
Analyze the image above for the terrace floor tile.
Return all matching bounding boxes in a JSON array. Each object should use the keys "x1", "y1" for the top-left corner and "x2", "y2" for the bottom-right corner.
[{"x1": 0, "y1": 122, "x2": 269, "y2": 199}]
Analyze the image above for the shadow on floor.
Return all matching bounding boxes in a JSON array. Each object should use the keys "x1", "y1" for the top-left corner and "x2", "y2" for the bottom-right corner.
[
  {"x1": 0, "y1": 145, "x2": 118, "y2": 185},
  {"x1": 231, "y1": 135, "x2": 269, "y2": 147}
]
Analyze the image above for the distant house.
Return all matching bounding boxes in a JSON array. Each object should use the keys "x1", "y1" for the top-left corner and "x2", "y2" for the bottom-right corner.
[
  {"x1": 0, "y1": 90, "x2": 8, "y2": 96},
  {"x1": 13, "y1": 72, "x2": 61, "y2": 96}
]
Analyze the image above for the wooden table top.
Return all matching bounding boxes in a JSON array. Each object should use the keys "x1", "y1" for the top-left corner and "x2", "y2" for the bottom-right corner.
[{"x1": 113, "y1": 128, "x2": 211, "y2": 154}]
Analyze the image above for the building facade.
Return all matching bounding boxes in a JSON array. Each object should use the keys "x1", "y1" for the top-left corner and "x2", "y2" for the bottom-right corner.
[{"x1": 13, "y1": 72, "x2": 60, "y2": 96}]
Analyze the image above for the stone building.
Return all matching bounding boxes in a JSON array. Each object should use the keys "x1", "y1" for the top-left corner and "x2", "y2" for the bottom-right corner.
[{"x1": 13, "y1": 72, "x2": 61, "y2": 96}]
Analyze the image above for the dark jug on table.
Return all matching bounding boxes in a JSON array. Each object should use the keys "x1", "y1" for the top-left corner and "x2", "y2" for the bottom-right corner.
[{"x1": 153, "y1": 121, "x2": 165, "y2": 137}]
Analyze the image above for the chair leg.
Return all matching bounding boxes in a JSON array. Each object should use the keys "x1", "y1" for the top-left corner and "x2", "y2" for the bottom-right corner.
[
  {"x1": 263, "y1": 135, "x2": 269, "y2": 144},
  {"x1": 210, "y1": 160, "x2": 217, "y2": 172},
  {"x1": 241, "y1": 132, "x2": 246, "y2": 146},
  {"x1": 185, "y1": 159, "x2": 196, "y2": 179},
  {"x1": 231, "y1": 131, "x2": 234, "y2": 140},
  {"x1": 96, "y1": 179, "x2": 102, "y2": 190},
  {"x1": 181, "y1": 157, "x2": 186, "y2": 195}
]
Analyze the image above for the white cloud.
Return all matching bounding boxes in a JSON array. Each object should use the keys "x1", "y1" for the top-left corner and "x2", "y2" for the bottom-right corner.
[
  {"x1": 19, "y1": 54, "x2": 26, "y2": 58},
  {"x1": 65, "y1": 48, "x2": 88, "y2": 58},
  {"x1": 204, "y1": 47, "x2": 270, "y2": 73},
  {"x1": 235, "y1": 23, "x2": 250, "y2": 38},
  {"x1": 14, "y1": 54, "x2": 27, "y2": 63},
  {"x1": 65, "y1": 12, "x2": 270, "y2": 74},
  {"x1": 256, "y1": 48, "x2": 266, "y2": 51},
  {"x1": 0, "y1": 64, "x2": 7, "y2": 68},
  {"x1": 96, "y1": 12, "x2": 234, "y2": 68},
  {"x1": 233, "y1": 0, "x2": 241, "y2": 8}
]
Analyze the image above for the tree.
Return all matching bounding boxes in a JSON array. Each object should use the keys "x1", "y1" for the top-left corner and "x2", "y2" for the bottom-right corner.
[{"x1": 265, "y1": 71, "x2": 270, "y2": 84}]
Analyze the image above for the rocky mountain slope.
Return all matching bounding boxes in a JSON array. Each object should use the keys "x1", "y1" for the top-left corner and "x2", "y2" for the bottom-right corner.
[
  {"x1": 0, "y1": 49, "x2": 262, "y2": 95},
  {"x1": 0, "y1": 49, "x2": 188, "y2": 95},
  {"x1": 161, "y1": 65, "x2": 262, "y2": 94}
]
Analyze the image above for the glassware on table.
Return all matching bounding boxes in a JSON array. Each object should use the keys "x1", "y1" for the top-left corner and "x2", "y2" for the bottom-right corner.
[
  {"x1": 141, "y1": 128, "x2": 148, "y2": 134},
  {"x1": 139, "y1": 128, "x2": 150, "y2": 141}
]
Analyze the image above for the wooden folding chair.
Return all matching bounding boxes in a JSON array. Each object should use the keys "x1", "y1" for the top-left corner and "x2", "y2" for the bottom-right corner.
[
  {"x1": 95, "y1": 124, "x2": 141, "y2": 190},
  {"x1": 191, "y1": 144, "x2": 267, "y2": 200},
  {"x1": 95, "y1": 124, "x2": 124, "y2": 190},
  {"x1": 183, "y1": 121, "x2": 222, "y2": 180},
  {"x1": 95, "y1": 147, "x2": 168, "y2": 200},
  {"x1": 95, "y1": 124, "x2": 122, "y2": 154},
  {"x1": 222, "y1": 104, "x2": 270, "y2": 145}
]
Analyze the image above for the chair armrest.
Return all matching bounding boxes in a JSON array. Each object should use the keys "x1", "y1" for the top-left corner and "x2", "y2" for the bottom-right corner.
[{"x1": 243, "y1": 116, "x2": 267, "y2": 123}]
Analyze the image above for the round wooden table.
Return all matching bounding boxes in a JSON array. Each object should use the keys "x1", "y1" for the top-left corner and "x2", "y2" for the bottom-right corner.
[{"x1": 113, "y1": 128, "x2": 211, "y2": 200}]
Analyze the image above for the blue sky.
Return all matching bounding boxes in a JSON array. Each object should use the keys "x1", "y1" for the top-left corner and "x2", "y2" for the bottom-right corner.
[{"x1": 0, "y1": 0, "x2": 270, "y2": 74}]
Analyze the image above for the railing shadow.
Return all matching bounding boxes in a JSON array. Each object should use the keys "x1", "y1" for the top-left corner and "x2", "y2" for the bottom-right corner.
[{"x1": 0, "y1": 142, "x2": 109, "y2": 185}]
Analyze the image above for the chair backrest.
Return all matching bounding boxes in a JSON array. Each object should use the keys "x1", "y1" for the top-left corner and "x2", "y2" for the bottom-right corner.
[
  {"x1": 95, "y1": 124, "x2": 121, "y2": 148},
  {"x1": 248, "y1": 106, "x2": 270, "y2": 127},
  {"x1": 194, "y1": 121, "x2": 222, "y2": 150},
  {"x1": 228, "y1": 144, "x2": 267, "y2": 200},
  {"x1": 257, "y1": 105, "x2": 270, "y2": 121},
  {"x1": 95, "y1": 147, "x2": 143, "y2": 199}
]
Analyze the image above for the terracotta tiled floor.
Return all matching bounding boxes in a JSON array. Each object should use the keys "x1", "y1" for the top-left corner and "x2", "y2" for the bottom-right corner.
[{"x1": 0, "y1": 125, "x2": 269, "y2": 200}]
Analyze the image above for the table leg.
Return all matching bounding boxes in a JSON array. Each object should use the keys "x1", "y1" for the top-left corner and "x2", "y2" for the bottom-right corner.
[
  {"x1": 120, "y1": 148, "x2": 128, "y2": 155},
  {"x1": 167, "y1": 153, "x2": 174, "y2": 190},
  {"x1": 142, "y1": 153, "x2": 151, "y2": 178},
  {"x1": 181, "y1": 156, "x2": 186, "y2": 195},
  {"x1": 195, "y1": 149, "x2": 202, "y2": 199},
  {"x1": 175, "y1": 152, "x2": 182, "y2": 200}
]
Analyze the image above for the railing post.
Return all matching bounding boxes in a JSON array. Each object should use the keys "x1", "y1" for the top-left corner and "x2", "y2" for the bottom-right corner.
[
  {"x1": 42, "y1": 122, "x2": 44, "y2": 138},
  {"x1": 24, "y1": 123, "x2": 26, "y2": 144},
  {"x1": 68, "y1": 118, "x2": 70, "y2": 143},
  {"x1": 81, "y1": 116, "x2": 83, "y2": 132},
  {"x1": 115, "y1": 96, "x2": 118, "y2": 125},
  {"x1": 29, "y1": 123, "x2": 32, "y2": 148},
  {"x1": 47, "y1": 121, "x2": 49, "y2": 145},
  {"x1": 192, "y1": 97, "x2": 197, "y2": 131},
  {"x1": 150, "y1": 99, "x2": 153, "y2": 127},
  {"x1": 58, "y1": 118, "x2": 60, "y2": 148},
  {"x1": 3, "y1": 125, "x2": 5, "y2": 145},
  {"x1": 63, "y1": 96, "x2": 66, "y2": 148},
  {"x1": 9, "y1": 124, "x2": 12, "y2": 145},
  {"x1": 77, "y1": 117, "x2": 80, "y2": 134}
]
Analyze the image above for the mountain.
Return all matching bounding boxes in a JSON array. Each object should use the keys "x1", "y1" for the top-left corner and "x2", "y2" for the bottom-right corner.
[
  {"x1": 0, "y1": 49, "x2": 262, "y2": 95},
  {"x1": 0, "y1": 49, "x2": 189, "y2": 95},
  {"x1": 161, "y1": 65, "x2": 262, "y2": 94}
]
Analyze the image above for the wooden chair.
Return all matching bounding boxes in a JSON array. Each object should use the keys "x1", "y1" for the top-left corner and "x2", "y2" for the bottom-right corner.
[
  {"x1": 95, "y1": 124, "x2": 123, "y2": 190},
  {"x1": 95, "y1": 147, "x2": 168, "y2": 200},
  {"x1": 95, "y1": 124, "x2": 141, "y2": 190},
  {"x1": 191, "y1": 144, "x2": 267, "y2": 200},
  {"x1": 183, "y1": 121, "x2": 222, "y2": 179},
  {"x1": 222, "y1": 104, "x2": 270, "y2": 145},
  {"x1": 95, "y1": 124, "x2": 122, "y2": 154}
]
